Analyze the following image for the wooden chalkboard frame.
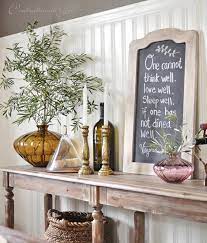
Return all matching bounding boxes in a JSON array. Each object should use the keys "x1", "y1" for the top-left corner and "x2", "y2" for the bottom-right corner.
[{"x1": 123, "y1": 28, "x2": 198, "y2": 175}]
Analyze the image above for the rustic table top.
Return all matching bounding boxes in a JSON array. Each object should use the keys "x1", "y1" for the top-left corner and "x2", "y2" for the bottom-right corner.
[
  {"x1": 0, "y1": 226, "x2": 46, "y2": 243},
  {"x1": 1, "y1": 165, "x2": 207, "y2": 202}
]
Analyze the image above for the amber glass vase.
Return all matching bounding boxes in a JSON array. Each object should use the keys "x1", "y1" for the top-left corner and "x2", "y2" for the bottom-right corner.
[
  {"x1": 14, "y1": 125, "x2": 61, "y2": 167},
  {"x1": 153, "y1": 154, "x2": 194, "y2": 183}
]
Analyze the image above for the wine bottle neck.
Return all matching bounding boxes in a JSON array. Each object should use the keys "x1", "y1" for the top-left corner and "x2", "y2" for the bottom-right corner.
[{"x1": 100, "y1": 103, "x2": 104, "y2": 119}]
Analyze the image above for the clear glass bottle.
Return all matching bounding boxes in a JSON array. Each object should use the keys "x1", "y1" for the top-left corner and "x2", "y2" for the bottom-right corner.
[{"x1": 93, "y1": 103, "x2": 115, "y2": 171}]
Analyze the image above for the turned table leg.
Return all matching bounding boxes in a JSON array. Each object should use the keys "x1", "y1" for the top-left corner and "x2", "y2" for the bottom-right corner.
[
  {"x1": 4, "y1": 172, "x2": 14, "y2": 228},
  {"x1": 92, "y1": 205, "x2": 104, "y2": 243},
  {"x1": 134, "y1": 211, "x2": 145, "y2": 243},
  {"x1": 44, "y1": 193, "x2": 52, "y2": 230}
]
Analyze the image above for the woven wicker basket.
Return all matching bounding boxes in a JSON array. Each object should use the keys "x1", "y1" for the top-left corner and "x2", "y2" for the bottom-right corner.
[{"x1": 44, "y1": 209, "x2": 93, "y2": 243}]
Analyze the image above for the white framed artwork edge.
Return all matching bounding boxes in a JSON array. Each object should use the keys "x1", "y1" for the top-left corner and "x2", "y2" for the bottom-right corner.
[{"x1": 123, "y1": 28, "x2": 198, "y2": 175}]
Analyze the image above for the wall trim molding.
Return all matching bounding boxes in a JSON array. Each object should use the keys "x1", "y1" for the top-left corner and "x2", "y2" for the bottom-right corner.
[{"x1": 58, "y1": 0, "x2": 196, "y2": 27}]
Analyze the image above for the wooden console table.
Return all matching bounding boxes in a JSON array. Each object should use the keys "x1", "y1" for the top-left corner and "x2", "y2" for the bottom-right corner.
[{"x1": 1, "y1": 166, "x2": 207, "y2": 243}]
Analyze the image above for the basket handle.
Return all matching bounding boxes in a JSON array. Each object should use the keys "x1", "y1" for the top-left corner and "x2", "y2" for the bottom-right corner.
[{"x1": 47, "y1": 209, "x2": 63, "y2": 219}]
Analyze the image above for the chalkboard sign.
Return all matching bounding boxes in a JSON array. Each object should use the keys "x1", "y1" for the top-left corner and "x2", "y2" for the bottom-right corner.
[
  {"x1": 133, "y1": 40, "x2": 185, "y2": 163},
  {"x1": 123, "y1": 28, "x2": 198, "y2": 175}
]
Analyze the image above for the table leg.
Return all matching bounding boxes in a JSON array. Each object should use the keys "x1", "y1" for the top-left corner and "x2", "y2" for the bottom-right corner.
[
  {"x1": 44, "y1": 193, "x2": 52, "y2": 230},
  {"x1": 92, "y1": 205, "x2": 104, "y2": 243},
  {"x1": 4, "y1": 172, "x2": 14, "y2": 229},
  {"x1": 134, "y1": 211, "x2": 145, "y2": 243}
]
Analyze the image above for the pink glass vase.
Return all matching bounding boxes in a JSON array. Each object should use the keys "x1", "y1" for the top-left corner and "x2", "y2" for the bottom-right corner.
[{"x1": 153, "y1": 154, "x2": 194, "y2": 183}]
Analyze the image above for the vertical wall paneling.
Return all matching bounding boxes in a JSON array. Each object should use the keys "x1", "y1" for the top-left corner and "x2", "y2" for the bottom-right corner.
[
  {"x1": 103, "y1": 24, "x2": 112, "y2": 84},
  {"x1": 197, "y1": 0, "x2": 207, "y2": 181},
  {"x1": 148, "y1": 13, "x2": 160, "y2": 32},
  {"x1": 132, "y1": 18, "x2": 138, "y2": 40},
  {"x1": 84, "y1": 28, "x2": 92, "y2": 74},
  {"x1": 171, "y1": 8, "x2": 185, "y2": 29},
  {"x1": 136, "y1": 16, "x2": 145, "y2": 39},
  {"x1": 0, "y1": 0, "x2": 207, "y2": 242},
  {"x1": 114, "y1": 21, "x2": 124, "y2": 169},
  {"x1": 122, "y1": 18, "x2": 132, "y2": 171},
  {"x1": 123, "y1": 18, "x2": 133, "y2": 96},
  {"x1": 143, "y1": 15, "x2": 149, "y2": 36},
  {"x1": 94, "y1": 26, "x2": 102, "y2": 77},
  {"x1": 160, "y1": 10, "x2": 171, "y2": 29},
  {"x1": 110, "y1": 22, "x2": 120, "y2": 169},
  {"x1": 93, "y1": 24, "x2": 103, "y2": 124}
]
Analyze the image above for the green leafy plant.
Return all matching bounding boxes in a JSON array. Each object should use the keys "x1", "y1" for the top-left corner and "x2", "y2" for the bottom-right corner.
[
  {"x1": 0, "y1": 21, "x2": 102, "y2": 130},
  {"x1": 150, "y1": 114, "x2": 194, "y2": 156}
]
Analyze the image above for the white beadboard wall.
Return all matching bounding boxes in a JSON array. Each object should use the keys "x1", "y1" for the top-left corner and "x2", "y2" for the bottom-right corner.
[{"x1": 0, "y1": 0, "x2": 207, "y2": 242}]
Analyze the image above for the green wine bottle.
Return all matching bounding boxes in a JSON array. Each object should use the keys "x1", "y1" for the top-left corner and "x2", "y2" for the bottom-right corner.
[{"x1": 93, "y1": 103, "x2": 115, "y2": 171}]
